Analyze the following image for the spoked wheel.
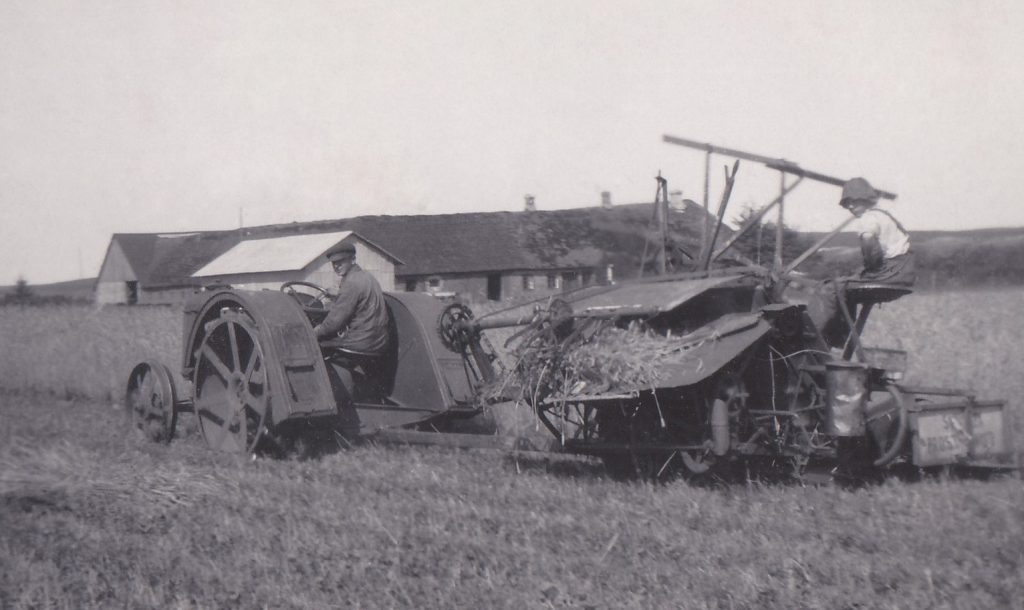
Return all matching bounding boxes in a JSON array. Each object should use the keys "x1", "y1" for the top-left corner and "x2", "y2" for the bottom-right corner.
[
  {"x1": 193, "y1": 309, "x2": 269, "y2": 455},
  {"x1": 126, "y1": 360, "x2": 178, "y2": 443}
]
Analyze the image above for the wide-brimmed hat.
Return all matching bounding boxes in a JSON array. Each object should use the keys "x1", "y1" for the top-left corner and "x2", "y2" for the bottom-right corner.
[{"x1": 840, "y1": 177, "x2": 879, "y2": 208}]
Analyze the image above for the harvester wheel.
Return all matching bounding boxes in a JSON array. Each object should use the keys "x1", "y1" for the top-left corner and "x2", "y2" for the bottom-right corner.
[
  {"x1": 871, "y1": 383, "x2": 908, "y2": 467},
  {"x1": 193, "y1": 310, "x2": 269, "y2": 455},
  {"x1": 126, "y1": 360, "x2": 178, "y2": 443}
]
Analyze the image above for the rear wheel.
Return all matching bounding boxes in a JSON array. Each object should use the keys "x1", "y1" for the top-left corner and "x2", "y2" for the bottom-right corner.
[{"x1": 192, "y1": 309, "x2": 269, "y2": 455}]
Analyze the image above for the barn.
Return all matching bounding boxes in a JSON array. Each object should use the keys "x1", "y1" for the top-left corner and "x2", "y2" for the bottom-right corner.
[
  {"x1": 96, "y1": 230, "x2": 400, "y2": 305},
  {"x1": 95, "y1": 201, "x2": 713, "y2": 305}
]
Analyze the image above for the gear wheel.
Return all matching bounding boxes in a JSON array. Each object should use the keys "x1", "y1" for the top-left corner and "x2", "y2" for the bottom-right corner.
[{"x1": 438, "y1": 303, "x2": 476, "y2": 352}]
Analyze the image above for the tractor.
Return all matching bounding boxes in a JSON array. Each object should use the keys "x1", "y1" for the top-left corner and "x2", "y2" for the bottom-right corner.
[{"x1": 126, "y1": 286, "x2": 502, "y2": 455}]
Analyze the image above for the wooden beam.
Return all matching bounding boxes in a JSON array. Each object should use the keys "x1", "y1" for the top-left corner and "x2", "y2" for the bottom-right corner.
[{"x1": 663, "y1": 134, "x2": 897, "y2": 200}]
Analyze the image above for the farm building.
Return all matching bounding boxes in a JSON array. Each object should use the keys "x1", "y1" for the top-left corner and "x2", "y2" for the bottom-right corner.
[
  {"x1": 95, "y1": 201, "x2": 713, "y2": 305},
  {"x1": 96, "y1": 231, "x2": 399, "y2": 305}
]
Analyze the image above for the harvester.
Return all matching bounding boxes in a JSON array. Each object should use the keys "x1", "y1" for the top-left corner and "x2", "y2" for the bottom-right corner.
[{"x1": 127, "y1": 136, "x2": 1017, "y2": 481}]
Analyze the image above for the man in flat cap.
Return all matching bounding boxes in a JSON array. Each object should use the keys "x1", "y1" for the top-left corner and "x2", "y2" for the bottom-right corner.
[
  {"x1": 313, "y1": 241, "x2": 390, "y2": 357},
  {"x1": 839, "y1": 177, "x2": 915, "y2": 286}
]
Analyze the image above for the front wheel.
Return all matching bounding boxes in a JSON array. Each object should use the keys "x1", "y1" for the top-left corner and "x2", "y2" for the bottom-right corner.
[{"x1": 126, "y1": 360, "x2": 178, "y2": 443}]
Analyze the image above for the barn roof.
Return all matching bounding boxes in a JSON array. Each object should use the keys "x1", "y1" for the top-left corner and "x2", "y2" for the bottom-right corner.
[
  {"x1": 106, "y1": 202, "x2": 717, "y2": 288},
  {"x1": 191, "y1": 231, "x2": 401, "y2": 278}
]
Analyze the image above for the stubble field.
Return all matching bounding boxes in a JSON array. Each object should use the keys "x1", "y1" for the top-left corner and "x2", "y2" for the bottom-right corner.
[{"x1": 1, "y1": 289, "x2": 1022, "y2": 608}]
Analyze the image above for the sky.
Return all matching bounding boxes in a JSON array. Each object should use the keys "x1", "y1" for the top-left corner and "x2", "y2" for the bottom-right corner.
[{"x1": 2, "y1": 1, "x2": 1023, "y2": 285}]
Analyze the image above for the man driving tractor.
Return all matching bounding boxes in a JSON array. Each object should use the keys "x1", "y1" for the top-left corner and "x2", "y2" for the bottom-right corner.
[
  {"x1": 314, "y1": 241, "x2": 390, "y2": 357},
  {"x1": 313, "y1": 242, "x2": 392, "y2": 432}
]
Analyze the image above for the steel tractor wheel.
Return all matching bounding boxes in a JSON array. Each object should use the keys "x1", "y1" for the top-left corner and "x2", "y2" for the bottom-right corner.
[
  {"x1": 127, "y1": 360, "x2": 178, "y2": 443},
  {"x1": 192, "y1": 308, "x2": 269, "y2": 455}
]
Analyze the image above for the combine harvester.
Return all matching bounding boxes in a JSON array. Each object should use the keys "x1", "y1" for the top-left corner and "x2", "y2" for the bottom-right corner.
[{"x1": 127, "y1": 136, "x2": 1017, "y2": 481}]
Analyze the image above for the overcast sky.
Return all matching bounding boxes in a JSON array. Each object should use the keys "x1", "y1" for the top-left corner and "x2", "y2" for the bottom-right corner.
[{"x1": 2, "y1": 1, "x2": 1022, "y2": 285}]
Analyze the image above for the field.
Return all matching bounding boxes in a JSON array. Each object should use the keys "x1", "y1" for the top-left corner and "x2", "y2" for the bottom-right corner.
[{"x1": 1, "y1": 290, "x2": 1023, "y2": 608}]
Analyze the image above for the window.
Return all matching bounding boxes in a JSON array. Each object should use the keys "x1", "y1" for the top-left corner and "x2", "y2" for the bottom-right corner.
[
  {"x1": 547, "y1": 274, "x2": 559, "y2": 289},
  {"x1": 427, "y1": 276, "x2": 443, "y2": 289},
  {"x1": 582, "y1": 270, "x2": 593, "y2": 286},
  {"x1": 405, "y1": 279, "x2": 417, "y2": 292},
  {"x1": 562, "y1": 271, "x2": 578, "y2": 288},
  {"x1": 522, "y1": 275, "x2": 535, "y2": 291}
]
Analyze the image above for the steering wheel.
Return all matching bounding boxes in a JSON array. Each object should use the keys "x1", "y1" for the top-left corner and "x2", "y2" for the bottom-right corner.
[{"x1": 280, "y1": 281, "x2": 332, "y2": 310}]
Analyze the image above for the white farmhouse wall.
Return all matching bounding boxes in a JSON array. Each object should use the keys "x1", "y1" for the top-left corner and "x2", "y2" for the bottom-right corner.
[
  {"x1": 96, "y1": 281, "x2": 129, "y2": 304},
  {"x1": 303, "y1": 244, "x2": 396, "y2": 291},
  {"x1": 95, "y1": 240, "x2": 138, "y2": 304}
]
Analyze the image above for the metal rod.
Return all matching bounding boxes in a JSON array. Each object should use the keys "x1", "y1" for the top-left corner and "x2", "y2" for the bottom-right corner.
[
  {"x1": 663, "y1": 134, "x2": 897, "y2": 200},
  {"x1": 842, "y1": 302, "x2": 874, "y2": 361},
  {"x1": 836, "y1": 284, "x2": 866, "y2": 363},
  {"x1": 659, "y1": 175, "x2": 668, "y2": 275},
  {"x1": 710, "y1": 177, "x2": 804, "y2": 262},
  {"x1": 701, "y1": 150, "x2": 711, "y2": 266},
  {"x1": 783, "y1": 214, "x2": 857, "y2": 274},
  {"x1": 775, "y1": 172, "x2": 785, "y2": 270},
  {"x1": 639, "y1": 176, "x2": 663, "y2": 277},
  {"x1": 469, "y1": 304, "x2": 665, "y2": 332},
  {"x1": 702, "y1": 160, "x2": 740, "y2": 271}
]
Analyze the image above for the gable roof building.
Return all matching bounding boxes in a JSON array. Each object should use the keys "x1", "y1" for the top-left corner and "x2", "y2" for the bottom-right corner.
[{"x1": 96, "y1": 201, "x2": 715, "y2": 305}]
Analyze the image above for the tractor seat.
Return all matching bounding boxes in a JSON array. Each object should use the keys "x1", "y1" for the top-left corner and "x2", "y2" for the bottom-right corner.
[
  {"x1": 844, "y1": 283, "x2": 913, "y2": 305},
  {"x1": 322, "y1": 346, "x2": 390, "y2": 401},
  {"x1": 321, "y1": 344, "x2": 384, "y2": 364}
]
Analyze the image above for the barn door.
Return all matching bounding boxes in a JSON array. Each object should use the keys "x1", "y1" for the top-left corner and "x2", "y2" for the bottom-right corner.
[{"x1": 487, "y1": 274, "x2": 502, "y2": 301}]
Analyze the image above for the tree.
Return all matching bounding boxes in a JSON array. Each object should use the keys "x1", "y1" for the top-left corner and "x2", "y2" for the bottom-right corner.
[
  {"x1": 8, "y1": 276, "x2": 35, "y2": 305},
  {"x1": 728, "y1": 205, "x2": 814, "y2": 268}
]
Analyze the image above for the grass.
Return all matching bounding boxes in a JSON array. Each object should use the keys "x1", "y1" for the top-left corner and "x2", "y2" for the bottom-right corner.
[
  {"x1": 0, "y1": 304, "x2": 179, "y2": 402},
  {"x1": 2, "y1": 395, "x2": 1022, "y2": 609},
  {"x1": 1, "y1": 289, "x2": 1023, "y2": 608}
]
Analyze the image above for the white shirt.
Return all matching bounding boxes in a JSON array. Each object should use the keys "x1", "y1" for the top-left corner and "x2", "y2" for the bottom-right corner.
[{"x1": 857, "y1": 208, "x2": 910, "y2": 259}]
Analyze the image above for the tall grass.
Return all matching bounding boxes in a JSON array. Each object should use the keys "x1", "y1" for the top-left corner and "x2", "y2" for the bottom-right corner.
[
  {"x1": 863, "y1": 288, "x2": 1024, "y2": 400},
  {"x1": 0, "y1": 304, "x2": 180, "y2": 402}
]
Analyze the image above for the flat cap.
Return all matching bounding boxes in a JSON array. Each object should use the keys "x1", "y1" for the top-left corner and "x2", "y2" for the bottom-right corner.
[
  {"x1": 325, "y1": 241, "x2": 356, "y2": 261},
  {"x1": 840, "y1": 177, "x2": 879, "y2": 208}
]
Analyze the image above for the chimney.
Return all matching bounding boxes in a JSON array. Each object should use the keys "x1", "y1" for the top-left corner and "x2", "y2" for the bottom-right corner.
[
  {"x1": 600, "y1": 191, "x2": 612, "y2": 208},
  {"x1": 669, "y1": 190, "x2": 685, "y2": 211},
  {"x1": 524, "y1": 194, "x2": 536, "y2": 211}
]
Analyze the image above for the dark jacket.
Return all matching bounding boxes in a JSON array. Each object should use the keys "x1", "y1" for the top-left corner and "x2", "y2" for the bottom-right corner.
[{"x1": 313, "y1": 264, "x2": 390, "y2": 355}]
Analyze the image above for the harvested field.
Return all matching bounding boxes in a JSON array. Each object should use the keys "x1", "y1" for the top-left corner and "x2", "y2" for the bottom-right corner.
[
  {"x1": 1, "y1": 289, "x2": 1023, "y2": 608},
  {"x1": 2, "y1": 395, "x2": 1023, "y2": 609}
]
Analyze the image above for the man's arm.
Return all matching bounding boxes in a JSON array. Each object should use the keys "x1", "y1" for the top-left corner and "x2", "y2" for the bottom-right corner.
[
  {"x1": 313, "y1": 286, "x2": 361, "y2": 339},
  {"x1": 860, "y1": 233, "x2": 884, "y2": 271}
]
